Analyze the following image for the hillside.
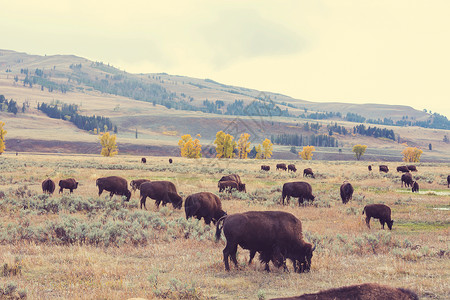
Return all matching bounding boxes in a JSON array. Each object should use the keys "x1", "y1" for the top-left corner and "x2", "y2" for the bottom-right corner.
[{"x1": 0, "y1": 49, "x2": 449, "y2": 161}]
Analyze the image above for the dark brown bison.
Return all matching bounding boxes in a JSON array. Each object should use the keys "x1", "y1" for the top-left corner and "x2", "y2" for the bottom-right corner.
[
  {"x1": 184, "y1": 192, "x2": 226, "y2": 225},
  {"x1": 58, "y1": 178, "x2": 78, "y2": 194},
  {"x1": 401, "y1": 172, "x2": 413, "y2": 188},
  {"x1": 218, "y1": 174, "x2": 242, "y2": 185},
  {"x1": 96, "y1": 176, "x2": 131, "y2": 201},
  {"x1": 303, "y1": 168, "x2": 315, "y2": 178},
  {"x1": 130, "y1": 179, "x2": 151, "y2": 192},
  {"x1": 276, "y1": 163, "x2": 287, "y2": 171},
  {"x1": 282, "y1": 182, "x2": 315, "y2": 205},
  {"x1": 448, "y1": 175, "x2": 450, "y2": 188},
  {"x1": 218, "y1": 181, "x2": 246, "y2": 193},
  {"x1": 288, "y1": 164, "x2": 297, "y2": 172},
  {"x1": 270, "y1": 283, "x2": 419, "y2": 300},
  {"x1": 139, "y1": 181, "x2": 182, "y2": 209},
  {"x1": 397, "y1": 166, "x2": 410, "y2": 173},
  {"x1": 215, "y1": 211, "x2": 315, "y2": 272},
  {"x1": 363, "y1": 204, "x2": 394, "y2": 230},
  {"x1": 42, "y1": 179, "x2": 55, "y2": 194},
  {"x1": 407, "y1": 165, "x2": 417, "y2": 172},
  {"x1": 261, "y1": 165, "x2": 270, "y2": 171},
  {"x1": 379, "y1": 165, "x2": 389, "y2": 173},
  {"x1": 141, "y1": 157, "x2": 146, "y2": 163},
  {"x1": 368, "y1": 165, "x2": 372, "y2": 171},
  {"x1": 340, "y1": 182, "x2": 353, "y2": 204},
  {"x1": 412, "y1": 181, "x2": 419, "y2": 193},
  {"x1": 169, "y1": 158, "x2": 173, "y2": 164}
]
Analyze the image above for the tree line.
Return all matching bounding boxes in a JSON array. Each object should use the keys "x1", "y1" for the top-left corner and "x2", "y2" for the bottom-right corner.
[
  {"x1": 271, "y1": 133, "x2": 338, "y2": 147},
  {"x1": 352, "y1": 124, "x2": 395, "y2": 140}
]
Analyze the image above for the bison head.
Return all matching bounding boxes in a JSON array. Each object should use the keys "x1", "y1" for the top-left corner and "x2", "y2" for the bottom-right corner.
[
  {"x1": 238, "y1": 183, "x2": 246, "y2": 193},
  {"x1": 172, "y1": 194, "x2": 183, "y2": 209},
  {"x1": 387, "y1": 220, "x2": 394, "y2": 230},
  {"x1": 293, "y1": 242, "x2": 315, "y2": 273},
  {"x1": 124, "y1": 190, "x2": 132, "y2": 202}
]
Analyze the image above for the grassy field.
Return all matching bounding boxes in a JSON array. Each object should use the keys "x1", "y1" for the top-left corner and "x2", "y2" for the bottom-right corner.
[{"x1": 0, "y1": 153, "x2": 449, "y2": 299}]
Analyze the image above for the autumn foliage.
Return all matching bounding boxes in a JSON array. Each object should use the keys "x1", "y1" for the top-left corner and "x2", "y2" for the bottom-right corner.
[
  {"x1": 352, "y1": 144, "x2": 367, "y2": 160},
  {"x1": 237, "y1": 133, "x2": 251, "y2": 159},
  {"x1": 402, "y1": 147, "x2": 423, "y2": 162},
  {"x1": 214, "y1": 131, "x2": 236, "y2": 158},
  {"x1": 0, "y1": 121, "x2": 6, "y2": 154},
  {"x1": 178, "y1": 134, "x2": 202, "y2": 158},
  {"x1": 299, "y1": 145, "x2": 315, "y2": 160},
  {"x1": 99, "y1": 127, "x2": 118, "y2": 157}
]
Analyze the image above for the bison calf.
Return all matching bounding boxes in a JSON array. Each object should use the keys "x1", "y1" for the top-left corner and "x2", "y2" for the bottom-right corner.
[
  {"x1": 184, "y1": 192, "x2": 226, "y2": 225},
  {"x1": 340, "y1": 182, "x2": 353, "y2": 204},
  {"x1": 139, "y1": 181, "x2": 182, "y2": 209},
  {"x1": 58, "y1": 178, "x2": 78, "y2": 194},
  {"x1": 412, "y1": 181, "x2": 419, "y2": 193},
  {"x1": 42, "y1": 178, "x2": 56, "y2": 195},
  {"x1": 96, "y1": 176, "x2": 131, "y2": 201},
  {"x1": 363, "y1": 204, "x2": 394, "y2": 230}
]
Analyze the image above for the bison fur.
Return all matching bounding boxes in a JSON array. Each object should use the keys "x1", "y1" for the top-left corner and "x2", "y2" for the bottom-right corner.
[
  {"x1": 42, "y1": 179, "x2": 56, "y2": 195},
  {"x1": 139, "y1": 181, "x2": 182, "y2": 209},
  {"x1": 282, "y1": 182, "x2": 315, "y2": 206},
  {"x1": 58, "y1": 178, "x2": 78, "y2": 194},
  {"x1": 96, "y1": 176, "x2": 131, "y2": 201},
  {"x1": 363, "y1": 204, "x2": 394, "y2": 230},
  {"x1": 184, "y1": 192, "x2": 226, "y2": 225},
  {"x1": 340, "y1": 182, "x2": 353, "y2": 204}
]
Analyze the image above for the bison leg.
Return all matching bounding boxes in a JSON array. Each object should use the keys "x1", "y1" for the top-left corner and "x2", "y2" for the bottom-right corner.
[
  {"x1": 204, "y1": 217, "x2": 212, "y2": 225},
  {"x1": 365, "y1": 216, "x2": 371, "y2": 229},
  {"x1": 223, "y1": 243, "x2": 238, "y2": 271},
  {"x1": 140, "y1": 196, "x2": 147, "y2": 210},
  {"x1": 70, "y1": 189, "x2": 73, "y2": 193},
  {"x1": 109, "y1": 192, "x2": 114, "y2": 198},
  {"x1": 380, "y1": 219, "x2": 385, "y2": 229},
  {"x1": 98, "y1": 188, "x2": 103, "y2": 197},
  {"x1": 59, "y1": 187, "x2": 63, "y2": 194},
  {"x1": 248, "y1": 250, "x2": 256, "y2": 265},
  {"x1": 298, "y1": 197, "x2": 304, "y2": 206}
]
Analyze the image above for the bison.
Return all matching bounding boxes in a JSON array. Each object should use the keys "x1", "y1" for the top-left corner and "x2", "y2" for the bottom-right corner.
[
  {"x1": 363, "y1": 204, "x2": 394, "y2": 230},
  {"x1": 215, "y1": 211, "x2": 315, "y2": 273},
  {"x1": 58, "y1": 178, "x2": 78, "y2": 194},
  {"x1": 303, "y1": 168, "x2": 315, "y2": 178},
  {"x1": 448, "y1": 175, "x2": 450, "y2": 188},
  {"x1": 218, "y1": 180, "x2": 246, "y2": 193},
  {"x1": 218, "y1": 174, "x2": 242, "y2": 185},
  {"x1": 368, "y1": 165, "x2": 372, "y2": 171},
  {"x1": 340, "y1": 182, "x2": 353, "y2": 204},
  {"x1": 261, "y1": 165, "x2": 270, "y2": 171},
  {"x1": 141, "y1": 157, "x2": 146, "y2": 163},
  {"x1": 397, "y1": 166, "x2": 410, "y2": 173},
  {"x1": 270, "y1": 283, "x2": 419, "y2": 300},
  {"x1": 169, "y1": 158, "x2": 173, "y2": 164},
  {"x1": 407, "y1": 165, "x2": 417, "y2": 172},
  {"x1": 130, "y1": 179, "x2": 151, "y2": 192},
  {"x1": 96, "y1": 176, "x2": 131, "y2": 201},
  {"x1": 379, "y1": 165, "x2": 389, "y2": 173},
  {"x1": 42, "y1": 178, "x2": 55, "y2": 195},
  {"x1": 139, "y1": 181, "x2": 182, "y2": 209},
  {"x1": 184, "y1": 192, "x2": 226, "y2": 225},
  {"x1": 412, "y1": 181, "x2": 419, "y2": 193},
  {"x1": 288, "y1": 164, "x2": 297, "y2": 172},
  {"x1": 401, "y1": 172, "x2": 413, "y2": 188},
  {"x1": 276, "y1": 163, "x2": 287, "y2": 171},
  {"x1": 282, "y1": 182, "x2": 315, "y2": 205}
]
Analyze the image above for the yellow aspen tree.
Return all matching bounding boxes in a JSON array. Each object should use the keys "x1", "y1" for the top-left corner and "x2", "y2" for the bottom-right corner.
[
  {"x1": 402, "y1": 147, "x2": 423, "y2": 162},
  {"x1": 261, "y1": 138, "x2": 273, "y2": 159},
  {"x1": 352, "y1": 144, "x2": 367, "y2": 160},
  {"x1": 214, "y1": 131, "x2": 236, "y2": 158},
  {"x1": 237, "y1": 133, "x2": 251, "y2": 159},
  {"x1": 255, "y1": 144, "x2": 262, "y2": 159},
  {"x1": 99, "y1": 127, "x2": 118, "y2": 157},
  {"x1": 299, "y1": 145, "x2": 315, "y2": 160},
  {"x1": 178, "y1": 134, "x2": 202, "y2": 158},
  {"x1": 0, "y1": 121, "x2": 6, "y2": 154}
]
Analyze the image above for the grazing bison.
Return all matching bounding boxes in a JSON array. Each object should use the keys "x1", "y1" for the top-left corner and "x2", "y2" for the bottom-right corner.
[
  {"x1": 218, "y1": 174, "x2": 242, "y2": 185},
  {"x1": 276, "y1": 163, "x2": 287, "y2": 171},
  {"x1": 412, "y1": 181, "x2": 419, "y2": 193},
  {"x1": 130, "y1": 179, "x2": 151, "y2": 192},
  {"x1": 139, "y1": 181, "x2": 182, "y2": 209},
  {"x1": 363, "y1": 204, "x2": 394, "y2": 230},
  {"x1": 282, "y1": 182, "x2": 315, "y2": 205},
  {"x1": 340, "y1": 182, "x2": 353, "y2": 204},
  {"x1": 261, "y1": 165, "x2": 270, "y2": 171},
  {"x1": 303, "y1": 168, "x2": 315, "y2": 178},
  {"x1": 368, "y1": 165, "x2": 372, "y2": 171},
  {"x1": 215, "y1": 211, "x2": 315, "y2": 272},
  {"x1": 379, "y1": 165, "x2": 389, "y2": 173},
  {"x1": 401, "y1": 172, "x2": 413, "y2": 188},
  {"x1": 58, "y1": 178, "x2": 78, "y2": 194},
  {"x1": 141, "y1": 157, "x2": 146, "y2": 163},
  {"x1": 169, "y1": 158, "x2": 173, "y2": 164},
  {"x1": 397, "y1": 166, "x2": 410, "y2": 173},
  {"x1": 42, "y1": 179, "x2": 55, "y2": 195},
  {"x1": 96, "y1": 176, "x2": 131, "y2": 201},
  {"x1": 184, "y1": 192, "x2": 226, "y2": 225},
  {"x1": 288, "y1": 164, "x2": 297, "y2": 172},
  {"x1": 407, "y1": 165, "x2": 417, "y2": 172},
  {"x1": 270, "y1": 283, "x2": 419, "y2": 300},
  {"x1": 448, "y1": 175, "x2": 450, "y2": 188},
  {"x1": 218, "y1": 180, "x2": 246, "y2": 193}
]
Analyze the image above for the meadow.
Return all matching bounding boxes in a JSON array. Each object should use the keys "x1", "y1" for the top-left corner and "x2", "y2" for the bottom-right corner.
[{"x1": 0, "y1": 153, "x2": 449, "y2": 299}]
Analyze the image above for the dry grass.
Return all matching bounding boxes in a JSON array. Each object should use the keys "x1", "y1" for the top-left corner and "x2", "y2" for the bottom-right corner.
[{"x1": 0, "y1": 153, "x2": 449, "y2": 299}]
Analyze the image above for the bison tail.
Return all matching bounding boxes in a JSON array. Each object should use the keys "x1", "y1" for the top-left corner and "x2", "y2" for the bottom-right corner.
[
  {"x1": 362, "y1": 207, "x2": 365, "y2": 215},
  {"x1": 215, "y1": 215, "x2": 227, "y2": 242},
  {"x1": 95, "y1": 179, "x2": 99, "y2": 187}
]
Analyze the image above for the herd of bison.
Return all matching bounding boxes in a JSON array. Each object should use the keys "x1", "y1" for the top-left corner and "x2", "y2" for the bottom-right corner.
[{"x1": 37, "y1": 159, "x2": 450, "y2": 299}]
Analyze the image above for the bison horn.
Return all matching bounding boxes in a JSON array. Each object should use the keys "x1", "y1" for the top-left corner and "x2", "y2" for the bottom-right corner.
[{"x1": 312, "y1": 244, "x2": 316, "y2": 252}]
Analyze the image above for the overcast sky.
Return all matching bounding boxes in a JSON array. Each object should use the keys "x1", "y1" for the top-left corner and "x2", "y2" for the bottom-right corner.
[{"x1": 1, "y1": 0, "x2": 449, "y2": 118}]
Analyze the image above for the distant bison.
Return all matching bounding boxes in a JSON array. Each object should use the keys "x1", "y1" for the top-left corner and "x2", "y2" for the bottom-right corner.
[
  {"x1": 218, "y1": 174, "x2": 242, "y2": 186},
  {"x1": 407, "y1": 165, "x2": 417, "y2": 172},
  {"x1": 96, "y1": 176, "x2": 131, "y2": 201},
  {"x1": 379, "y1": 165, "x2": 389, "y2": 173},
  {"x1": 58, "y1": 178, "x2": 78, "y2": 194},
  {"x1": 288, "y1": 164, "x2": 297, "y2": 172},
  {"x1": 340, "y1": 182, "x2": 353, "y2": 204},
  {"x1": 368, "y1": 165, "x2": 372, "y2": 171},
  {"x1": 412, "y1": 181, "x2": 419, "y2": 193},
  {"x1": 184, "y1": 192, "x2": 226, "y2": 225},
  {"x1": 363, "y1": 204, "x2": 394, "y2": 230},
  {"x1": 42, "y1": 179, "x2": 55, "y2": 195},
  {"x1": 141, "y1": 157, "x2": 146, "y2": 163},
  {"x1": 261, "y1": 165, "x2": 270, "y2": 171},
  {"x1": 401, "y1": 172, "x2": 413, "y2": 188},
  {"x1": 448, "y1": 175, "x2": 450, "y2": 188},
  {"x1": 276, "y1": 163, "x2": 287, "y2": 171},
  {"x1": 139, "y1": 181, "x2": 183, "y2": 209},
  {"x1": 218, "y1": 180, "x2": 246, "y2": 193},
  {"x1": 130, "y1": 179, "x2": 151, "y2": 192},
  {"x1": 270, "y1": 283, "x2": 419, "y2": 300},
  {"x1": 282, "y1": 182, "x2": 315, "y2": 205},
  {"x1": 169, "y1": 158, "x2": 173, "y2": 164},
  {"x1": 397, "y1": 166, "x2": 410, "y2": 173},
  {"x1": 303, "y1": 168, "x2": 315, "y2": 178}
]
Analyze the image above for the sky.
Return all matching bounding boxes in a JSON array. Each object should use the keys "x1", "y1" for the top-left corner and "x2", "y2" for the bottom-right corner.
[{"x1": 1, "y1": 0, "x2": 450, "y2": 118}]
